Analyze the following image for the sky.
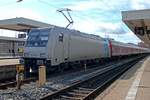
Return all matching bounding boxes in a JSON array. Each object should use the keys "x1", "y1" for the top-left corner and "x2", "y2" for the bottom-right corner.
[{"x1": 0, "y1": 0, "x2": 150, "y2": 44}]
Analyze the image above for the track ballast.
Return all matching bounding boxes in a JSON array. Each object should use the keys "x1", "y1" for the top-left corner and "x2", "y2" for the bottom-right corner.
[{"x1": 40, "y1": 55, "x2": 145, "y2": 100}]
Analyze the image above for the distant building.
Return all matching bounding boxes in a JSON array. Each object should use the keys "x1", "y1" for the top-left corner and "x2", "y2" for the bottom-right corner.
[
  {"x1": 0, "y1": 36, "x2": 25, "y2": 57},
  {"x1": 0, "y1": 17, "x2": 52, "y2": 57}
]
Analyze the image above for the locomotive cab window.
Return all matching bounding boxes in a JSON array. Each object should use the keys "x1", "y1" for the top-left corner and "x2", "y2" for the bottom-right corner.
[
  {"x1": 26, "y1": 29, "x2": 50, "y2": 47},
  {"x1": 59, "y1": 33, "x2": 63, "y2": 42}
]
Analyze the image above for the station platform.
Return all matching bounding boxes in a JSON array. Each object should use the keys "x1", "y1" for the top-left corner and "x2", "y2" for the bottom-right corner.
[
  {"x1": 0, "y1": 55, "x2": 20, "y2": 59},
  {"x1": 0, "y1": 58, "x2": 19, "y2": 66},
  {"x1": 95, "y1": 56, "x2": 150, "y2": 100},
  {"x1": 0, "y1": 58, "x2": 19, "y2": 80}
]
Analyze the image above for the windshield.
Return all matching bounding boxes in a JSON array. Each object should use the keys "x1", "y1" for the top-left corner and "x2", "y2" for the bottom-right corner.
[{"x1": 26, "y1": 29, "x2": 50, "y2": 47}]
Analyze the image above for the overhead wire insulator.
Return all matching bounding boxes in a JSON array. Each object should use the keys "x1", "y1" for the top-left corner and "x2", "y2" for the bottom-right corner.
[{"x1": 17, "y1": 0, "x2": 23, "y2": 2}]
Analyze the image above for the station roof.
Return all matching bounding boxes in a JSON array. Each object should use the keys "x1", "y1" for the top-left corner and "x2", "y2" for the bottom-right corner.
[
  {"x1": 122, "y1": 9, "x2": 150, "y2": 45},
  {"x1": 0, "y1": 17, "x2": 52, "y2": 32}
]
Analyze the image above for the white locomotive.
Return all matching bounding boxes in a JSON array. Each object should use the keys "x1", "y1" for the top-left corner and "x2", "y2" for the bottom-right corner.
[{"x1": 22, "y1": 26, "x2": 149, "y2": 75}]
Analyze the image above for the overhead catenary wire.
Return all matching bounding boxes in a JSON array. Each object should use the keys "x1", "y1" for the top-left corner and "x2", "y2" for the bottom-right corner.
[
  {"x1": 0, "y1": 1, "x2": 16, "y2": 8},
  {"x1": 29, "y1": 0, "x2": 127, "y2": 36},
  {"x1": 37, "y1": 0, "x2": 59, "y2": 9},
  {"x1": 97, "y1": 0, "x2": 127, "y2": 34},
  {"x1": 97, "y1": 0, "x2": 123, "y2": 14},
  {"x1": 37, "y1": 0, "x2": 122, "y2": 22},
  {"x1": 37, "y1": 0, "x2": 120, "y2": 23}
]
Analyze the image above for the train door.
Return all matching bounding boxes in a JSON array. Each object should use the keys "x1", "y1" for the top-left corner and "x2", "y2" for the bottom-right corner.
[
  {"x1": 55, "y1": 32, "x2": 69, "y2": 65},
  {"x1": 62, "y1": 33, "x2": 69, "y2": 63},
  {"x1": 52, "y1": 32, "x2": 64, "y2": 66},
  {"x1": 56, "y1": 33, "x2": 64, "y2": 64}
]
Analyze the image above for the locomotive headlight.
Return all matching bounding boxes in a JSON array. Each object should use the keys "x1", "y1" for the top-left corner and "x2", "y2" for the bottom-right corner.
[{"x1": 29, "y1": 67, "x2": 33, "y2": 73}]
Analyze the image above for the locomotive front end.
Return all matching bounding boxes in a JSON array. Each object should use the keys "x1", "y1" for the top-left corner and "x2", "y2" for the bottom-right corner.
[{"x1": 23, "y1": 28, "x2": 51, "y2": 76}]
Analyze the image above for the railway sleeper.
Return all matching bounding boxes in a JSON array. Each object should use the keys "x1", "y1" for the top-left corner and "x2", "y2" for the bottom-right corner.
[
  {"x1": 60, "y1": 95, "x2": 82, "y2": 100},
  {"x1": 72, "y1": 89, "x2": 92, "y2": 94},
  {"x1": 66, "y1": 91, "x2": 87, "y2": 97},
  {"x1": 40, "y1": 56, "x2": 146, "y2": 100},
  {"x1": 78, "y1": 87, "x2": 94, "y2": 91}
]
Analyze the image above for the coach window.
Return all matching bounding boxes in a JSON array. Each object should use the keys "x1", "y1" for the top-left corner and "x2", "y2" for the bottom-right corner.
[{"x1": 59, "y1": 33, "x2": 63, "y2": 42}]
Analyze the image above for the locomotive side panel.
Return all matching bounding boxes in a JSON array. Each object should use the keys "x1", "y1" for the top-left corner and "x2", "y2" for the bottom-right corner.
[
  {"x1": 68, "y1": 33, "x2": 109, "y2": 62},
  {"x1": 48, "y1": 27, "x2": 70, "y2": 66}
]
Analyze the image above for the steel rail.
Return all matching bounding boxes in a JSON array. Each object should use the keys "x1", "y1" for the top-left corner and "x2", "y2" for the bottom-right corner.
[
  {"x1": 40, "y1": 55, "x2": 145, "y2": 100},
  {"x1": 0, "y1": 78, "x2": 36, "y2": 89}
]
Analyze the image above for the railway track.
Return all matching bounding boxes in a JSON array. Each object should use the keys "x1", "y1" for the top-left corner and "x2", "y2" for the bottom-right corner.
[
  {"x1": 0, "y1": 78, "x2": 36, "y2": 89},
  {"x1": 0, "y1": 62, "x2": 114, "y2": 90},
  {"x1": 40, "y1": 55, "x2": 144, "y2": 100},
  {"x1": 0, "y1": 60, "x2": 119, "y2": 90}
]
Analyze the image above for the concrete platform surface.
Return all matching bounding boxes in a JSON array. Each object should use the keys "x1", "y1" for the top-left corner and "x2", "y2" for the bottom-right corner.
[
  {"x1": 0, "y1": 56, "x2": 20, "y2": 59},
  {"x1": 135, "y1": 56, "x2": 150, "y2": 100},
  {"x1": 95, "y1": 56, "x2": 150, "y2": 100},
  {"x1": 0, "y1": 59, "x2": 19, "y2": 66}
]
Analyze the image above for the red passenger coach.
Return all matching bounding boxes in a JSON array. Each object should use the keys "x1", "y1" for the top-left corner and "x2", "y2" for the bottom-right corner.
[{"x1": 109, "y1": 40, "x2": 148, "y2": 57}]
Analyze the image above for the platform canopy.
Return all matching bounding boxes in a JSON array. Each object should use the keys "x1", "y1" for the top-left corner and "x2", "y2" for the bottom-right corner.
[
  {"x1": 0, "y1": 17, "x2": 53, "y2": 32},
  {"x1": 122, "y1": 9, "x2": 150, "y2": 45}
]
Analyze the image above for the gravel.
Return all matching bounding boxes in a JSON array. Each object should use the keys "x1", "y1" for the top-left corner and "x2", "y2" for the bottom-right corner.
[{"x1": 0, "y1": 64, "x2": 110, "y2": 100}]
